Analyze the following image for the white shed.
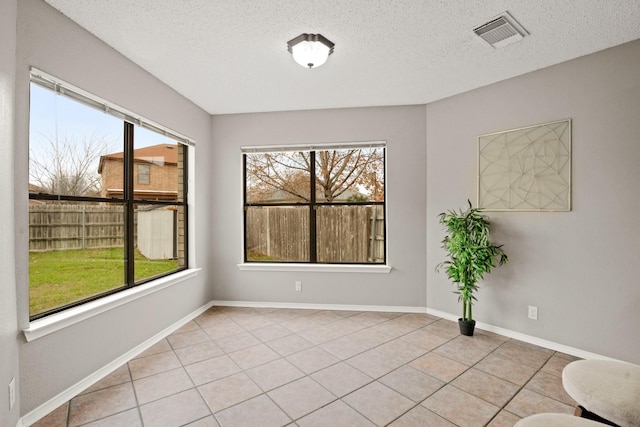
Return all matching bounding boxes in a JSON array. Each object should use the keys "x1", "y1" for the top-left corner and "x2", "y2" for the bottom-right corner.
[{"x1": 137, "y1": 207, "x2": 176, "y2": 259}]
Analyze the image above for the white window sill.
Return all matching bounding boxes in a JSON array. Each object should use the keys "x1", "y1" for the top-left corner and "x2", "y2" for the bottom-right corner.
[
  {"x1": 23, "y1": 268, "x2": 201, "y2": 342},
  {"x1": 237, "y1": 263, "x2": 392, "y2": 273}
]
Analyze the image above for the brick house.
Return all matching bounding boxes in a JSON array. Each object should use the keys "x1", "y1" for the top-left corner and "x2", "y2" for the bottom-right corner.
[
  {"x1": 27, "y1": 183, "x2": 47, "y2": 205},
  {"x1": 98, "y1": 143, "x2": 180, "y2": 200}
]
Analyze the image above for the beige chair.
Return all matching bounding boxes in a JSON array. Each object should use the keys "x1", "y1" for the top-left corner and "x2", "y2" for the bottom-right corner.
[{"x1": 562, "y1": 359, "x2": 640, "y2": 427}]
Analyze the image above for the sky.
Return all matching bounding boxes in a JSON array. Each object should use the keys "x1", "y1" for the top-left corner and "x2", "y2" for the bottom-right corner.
[{"x1": 29, "y1": 83, "x2": 174, "y2": 183}]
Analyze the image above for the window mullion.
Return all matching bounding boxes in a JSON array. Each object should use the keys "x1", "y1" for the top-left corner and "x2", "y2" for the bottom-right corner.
[
  {"x1": 181, "y1": 145, "x2": 189, "y2": 268},
  {"x1": 242, "y1": 154, "x2": 248, "y2": 262},
  {"x1": 124, "y1": 122, "x2": 135, "y2": 286},
  {"x1": 309, "y1": 152, "x2": 317, "y2": 262}
]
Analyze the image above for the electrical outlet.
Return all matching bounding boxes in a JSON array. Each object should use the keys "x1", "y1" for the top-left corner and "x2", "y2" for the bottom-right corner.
[
  {"x1": 295, "y1": 281, "x2": 302, "y2": 292},
  {"x1": 8, "y1": 377, "x2": 15, "y2": 410},
  {"x1": 528, "y1": 305, "x2": 538, "y2": 320}
]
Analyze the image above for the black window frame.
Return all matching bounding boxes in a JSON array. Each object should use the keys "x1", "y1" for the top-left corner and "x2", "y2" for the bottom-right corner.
[
  {"x1": 28, "y1": 74, "x2": 190, "y2": 321},
  {"x1": 242, "y1": 146, "x2": 386, "y2": 264}
]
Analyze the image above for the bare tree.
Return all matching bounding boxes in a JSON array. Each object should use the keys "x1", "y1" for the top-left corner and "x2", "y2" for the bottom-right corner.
[
  {"x1": 246, "y1": 148, "x2": 384, "y2": 203},
  {"x1": 316, "y1": 149, "x2": 384, "y2": 202},
  {"x1": 29, "y1": 132, "x2": 113, "y2": 197}
]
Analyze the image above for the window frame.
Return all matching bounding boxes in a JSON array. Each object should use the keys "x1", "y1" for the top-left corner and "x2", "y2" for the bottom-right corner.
[
  {"x1": 242, "y1": 142, "x2": 386, "y2": 265},
  {"x1": 28, "y1": 69, "x2": 192, "y2": 320}
]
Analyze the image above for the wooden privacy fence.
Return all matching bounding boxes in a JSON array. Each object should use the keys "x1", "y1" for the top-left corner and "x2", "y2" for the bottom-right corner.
[
  {"x1": 29, "y1": 204, "x2": 178, "y2": 259},
  {"x1": 29, "y1": 204, "x2": 125, "y2": 251},
  {"x1": 246, "y1": 205, "x2": 384, "y2": 263}
]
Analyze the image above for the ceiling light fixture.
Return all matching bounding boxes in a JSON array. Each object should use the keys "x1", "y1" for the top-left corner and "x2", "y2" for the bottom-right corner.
[{"x1": 287, "y1": 33, "x2": 334, "y2": 69}]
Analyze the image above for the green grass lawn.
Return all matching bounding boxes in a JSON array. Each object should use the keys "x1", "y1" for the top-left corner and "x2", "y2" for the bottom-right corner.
[
  {"x1": 29, "y1": 247, "x2": 178, "y2": 316},
  {"x1": 246, "y1": 250, "x2": 279, "y2": 261}
]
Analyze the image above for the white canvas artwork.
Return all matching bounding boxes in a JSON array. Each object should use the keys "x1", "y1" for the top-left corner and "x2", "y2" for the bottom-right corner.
[{"x1": 478, "y1": 119, "x2": 571, "y2": 211}]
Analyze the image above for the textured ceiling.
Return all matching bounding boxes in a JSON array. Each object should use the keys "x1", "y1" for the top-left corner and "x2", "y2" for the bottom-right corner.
[{"x1": 44, "y1": 0, "x2": 640, "y2": 115}]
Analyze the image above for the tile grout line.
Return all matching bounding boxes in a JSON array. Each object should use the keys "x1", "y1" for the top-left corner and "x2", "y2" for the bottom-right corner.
[
  {"x1": 186, "y1": 312, "x2": 449, "y2": 425},
  {"x1": 474, "y1": 345, "x2": 536, "y2": 426},
  {"x1": 50, "y1": 307, "x2": 575, "y2": 427},
  {"x1": 216, "y1": 312, "x2": 564, "y2": 425},
  {"x1": 480, "y1": 344, "x2": 562, "y2": 426},
  {"x1": 211, "y1": 310, "x2": 423, "y2": 425},
  {"x1": 279, "y1": 314, "x2": 453, "y2": 426},
  {"x1": 77, "y1": 313, "x2": 470, "y2": 425}
]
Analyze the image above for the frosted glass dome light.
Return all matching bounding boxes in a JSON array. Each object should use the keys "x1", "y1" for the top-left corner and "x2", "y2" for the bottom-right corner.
[{"x1": 287, "y1": 33, "x2": 335, "y2": 69}]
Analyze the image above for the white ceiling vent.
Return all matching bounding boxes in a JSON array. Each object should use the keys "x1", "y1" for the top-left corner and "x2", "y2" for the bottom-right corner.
[{"x1": 474, "y1": 12, "x2": 528, "y2": 49}]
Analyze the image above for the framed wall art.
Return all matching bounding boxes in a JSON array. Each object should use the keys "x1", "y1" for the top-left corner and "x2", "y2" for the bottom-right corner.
[{"x1": 478, "y1": 119, "x2": 571, "y2": 211}]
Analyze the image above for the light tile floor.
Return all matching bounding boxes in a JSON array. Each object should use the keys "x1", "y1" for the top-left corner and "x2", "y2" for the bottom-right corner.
[{"x1": 33, "y1": 306, "x2": 579, "y2": 427}]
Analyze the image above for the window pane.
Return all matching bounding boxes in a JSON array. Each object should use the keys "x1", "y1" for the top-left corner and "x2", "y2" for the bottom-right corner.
[
  {"x1": 134, "y1": 204, "x2": 181, "y2": 281},
  {"x1": 29, "y1": 201, "x2": 125, "y2": 317},
  {"x1": 29, "y1": 77, "x2": 190, "y2": 319},
  {"x1": 132, "y1": 127, "x2": 184, "y2": 201},
  {"x1": 29, "y1": 83, "x2": 122, "y2": 198},
  {"x1": 317, "y1": 205, "x2": 384, "y2": 263},
  {"x1": 315, "y1": 148, "x2": 384, "y2": 203},
  {"x1": 245, "y1": 152, "x2": 311, "y2": 204},
  {"x1": 245, "y1": 206, "x2": 309, "y2": 261}
]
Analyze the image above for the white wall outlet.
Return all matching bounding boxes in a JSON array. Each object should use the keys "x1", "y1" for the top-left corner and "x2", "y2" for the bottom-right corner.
[
  {"x1": 528, "y1": 305, "x2": 538, "y2": 320},
  {"x1": 8, "y1": 377, "x2": 15, "y2": 410},
  {"x1": 295, "y1": 281, "x2": 302, "y2": 292}
]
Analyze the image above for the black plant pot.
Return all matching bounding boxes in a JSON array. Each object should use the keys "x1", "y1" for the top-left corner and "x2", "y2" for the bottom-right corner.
[{"x1": 458, "y1": 319, "x2": 476, "y2": 336}]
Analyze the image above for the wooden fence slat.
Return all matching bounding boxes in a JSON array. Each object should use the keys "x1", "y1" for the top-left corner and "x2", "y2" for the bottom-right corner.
[
  {"x1": 29, "y1": 204, "x2": 125, "y2": 251},
  {"x1": 246, "y1": 205, "x2": 384, "y2": 262},
  {"x1": 31, "y1": 204, "x2": 385, "y2": 262}
]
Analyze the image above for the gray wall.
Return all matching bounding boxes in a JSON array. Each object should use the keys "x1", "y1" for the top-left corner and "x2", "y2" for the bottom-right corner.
[
  {"x1": 15, "y1": 0, "x2": 213, "y2": 414},
  {"x1": 7, "y1": 0, "x2": 640, "y2": 419},
  {"x1": 211, "y1": 40, "x2": 640, "y2": 364},
  {"x1": 211, "y1": 106, "x2": 427, "y2": 307},
  {"x1": 1, "y1": 0, "x2": 20, "y2": 426},
  {"x1": 426, "y1": 39, "x2": 640, "y2": 364}
]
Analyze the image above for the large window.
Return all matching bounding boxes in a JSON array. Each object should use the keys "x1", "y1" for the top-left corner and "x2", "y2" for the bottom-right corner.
[
  {"x1": 243, "y1": 143, "x2": 385, "y2": 264},
  {"x1": 28, "y1": 69, "x2": 191, "y2": 319}
]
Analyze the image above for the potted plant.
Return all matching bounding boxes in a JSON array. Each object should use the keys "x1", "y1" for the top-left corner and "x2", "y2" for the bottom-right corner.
[{"x1": 436, "y1": 200, "x2": 508, "y2": 336}]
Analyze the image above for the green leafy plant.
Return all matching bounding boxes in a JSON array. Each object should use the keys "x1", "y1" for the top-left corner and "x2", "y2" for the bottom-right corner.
[{"x1": 436, "y1": 200, "x2": 508, "y2": 323}]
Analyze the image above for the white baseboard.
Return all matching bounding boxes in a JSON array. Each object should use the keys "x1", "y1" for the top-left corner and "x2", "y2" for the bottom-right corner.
[
  {"x1": 211, "y1": 300, "x2": 427, "y2": 314},
  {"x1": 426, "y1": 308, "x2": 620, "y2": 362},
  {"x1": 18, "y1": 301, "x2": 215, "y2": 427}
]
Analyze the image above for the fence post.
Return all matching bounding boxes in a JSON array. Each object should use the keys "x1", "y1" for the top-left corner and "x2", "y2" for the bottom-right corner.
[
  {"x1": 82, "y1": 205, "x2": 86, "y2": 250},
  {"x1": 368, "y1": 206, "x2": 377, "y2": 262},
  {"x1": 265, "y1": 207, "x2": 271, "y2": 257}
]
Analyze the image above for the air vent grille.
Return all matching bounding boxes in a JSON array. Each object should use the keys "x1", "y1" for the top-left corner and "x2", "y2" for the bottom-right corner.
[{"x1": 474, "y1": 12, "x2": 528, "y2": 49}]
